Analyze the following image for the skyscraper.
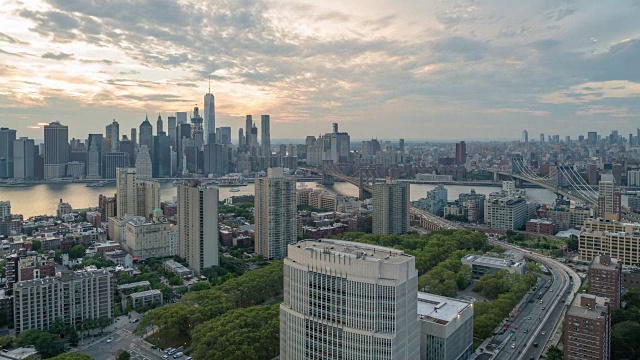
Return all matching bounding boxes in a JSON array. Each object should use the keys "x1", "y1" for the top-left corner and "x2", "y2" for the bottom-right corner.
[
  {"x1": 130, "y1": 128, "x2": 137, "y2": 147},
  {"x1": 238, "y1": 128, "x2": 245, "y2": 147},
  {"x1": 86, "y1": 134, "x2": 103, "y2": 179},
  {"x1": 280, "y1": 239, "x2": 420, "y2": 359},
  {"x1": 103, "y1": 152, "x2": 129, "y2": 179},
  {"x1": 588, "y1": 131, "x2": 598, "y2": 145},
  {"x1": 115, "y1": 167, "x2": 159, "y2": 218},
  {"x1": 455, "y1": 141, "x2": 466, "y2": 165},
  {"x1": 521, "y1": 129, "x2": 528, "y2": 143},
  {"x1": 540, "y1": 133, "x2": 545, "y2": 143},
  {"x1": 176, "y1": 111, "x2": 188, "y2": 125},
  {"x1": 156, "y1": 114, "x2": 164, "y2": 135},
  {"x1": 139, "y1": 114, "x2": 153, "y2": 152},
  {"x1": 373, "y1": 179, "x2": 410, "y2": 235},
  {"x1": 177, "y1": 182, "x2": 219, "y2": 274},
  {"x1": 153, "y1": 132, "x2": 171, "y2": 178},
  {"x1": 0, "y1": 128, "x2": 16, "y2": 178},
  {"x1": 245, "y1": 115, "x2": 253, "y2": 146},
  {"x1": 216, "y1": 127, "x2": 232, "y2": 145},
  {"x1": 254, "y1": 167, "x2": 297, "y2": 259},
  {"x1": 261, "y1": 115, "x2": 271, "y2": 157},
  {"x1": 135, "y1": 145, "x2": 153, "y2": 180},
  {"x1": 105, "y1": 119, "x2": 119, "y2": 152},
  {"x1": 13, "y1": 137, "x2": 34, "y2": 179},
  {"x1": 44, "y1": 122, "x2": 69, "y2": 179},
  {"x1": 597, "y1": 174, "x2": 621, "y2": 221},
  {"x1": 322, "y1": 123, "x2": 350, "y2": 164},
  {"x1": 204, "y1": 85, "x2": 215, "y2": 144},
  {"x1": 167, "y1": 116, "x2": 177, "y2": 149}
]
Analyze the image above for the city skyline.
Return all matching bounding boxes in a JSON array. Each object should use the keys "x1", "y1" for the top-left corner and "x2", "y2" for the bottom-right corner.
[{"x1": 1, "y1": 1, "x2": 639, "y2": 140}]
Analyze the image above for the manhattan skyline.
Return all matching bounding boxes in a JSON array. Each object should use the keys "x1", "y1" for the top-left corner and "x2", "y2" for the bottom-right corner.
[{"x1": 1, "y1": 1, "x2": 639, "y2": 140}]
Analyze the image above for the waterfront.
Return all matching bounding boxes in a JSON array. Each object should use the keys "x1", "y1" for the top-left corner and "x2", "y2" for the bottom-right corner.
[{"x1": 0, "y1": 181, "x2": 574, "y2": 218}]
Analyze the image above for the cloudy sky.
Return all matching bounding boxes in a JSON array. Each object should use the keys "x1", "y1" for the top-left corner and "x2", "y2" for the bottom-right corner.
[{"x1": 1, "y1": 0, "x2": 639, "y2": 141}]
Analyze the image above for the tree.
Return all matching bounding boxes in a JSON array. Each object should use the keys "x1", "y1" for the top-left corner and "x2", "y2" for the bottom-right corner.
[
  {"x1": 49, "y1": 354, "x2": 92, "y2": 360},
  {"x1": 190, "y1": 280, "x2": 211, "y2": 292},
  {"x1": 68, "y1": 244, "x2": 86, "y2": 259},
  {"x1": 623, "y1": 288, "x2": 640, "y2": 309},
  {"x1": 190, "y1": 305, "x2": 280, "y2": 360},
  {"x1": 547, "y1": 345, "x2": 563, "y2": 360},
  {"x1": 0, "y1": 335, "x2": 12, "y2": 349},
  {"x1": 116, "y1": 350, "x2": 131, "y2": 360},
  {"x1": 31, "y1": 240, "x2": 42, "y2": 252},
  {"x1": 612, "y1": 321, "x2": 640, "y2": 359},
  {"x1": 418, "y1": 267, "x2": 458, "y2": 297},
  {"x1": 15, "y1": 330, "x2": 66, "y2": 359},
  {"x1": 69, "y1": 330, "x2": 79, "y2": 347}
]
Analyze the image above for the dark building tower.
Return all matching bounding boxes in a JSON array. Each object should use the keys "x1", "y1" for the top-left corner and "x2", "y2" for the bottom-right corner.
[
  {"x1": 154, "y1": 132, "x2": 171, "y2": 178},
  {"x1": 43, "y1": 122, "x2": 69, "y2": 179},
  {"x1": 139, "y1": 114, "x2": 154, "y2": 155},
  {"x1": 130, "y1": 128, "x2": 137, "y2": 147},
  {"x1": 455, "y1": 141, "x2": 466, "y2": 165},
  {"x1": 156, "y1": 114, "x2": 164, "y2": 135},
  {"x1": 238, "y1": 128, "x2": 245, "y2": 147},
  {"x1": 86, "y1": 134, "x2": 104, "y2": 179},
  {"x1": 261, "y1": 115, "x2": 271, "y2": 158},
  {"x1": 564, "y1": 294, "x2": 611, "y2": 360},
  {"x1": 168, "y1": 116, "x2": 177, "y2": 148},
  {"x1": 0, "y1": 128, "x2": 17, "y2": 178}
]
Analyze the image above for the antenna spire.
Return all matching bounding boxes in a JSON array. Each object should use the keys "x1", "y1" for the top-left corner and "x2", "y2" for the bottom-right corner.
[{"x1": 208, "y1": 75, "x2": 211, "y2": 93}]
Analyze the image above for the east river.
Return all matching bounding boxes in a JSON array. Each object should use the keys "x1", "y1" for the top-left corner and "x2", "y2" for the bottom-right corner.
[{"x1": 0, "y1": 181, "x2": 578, "y2": 218}]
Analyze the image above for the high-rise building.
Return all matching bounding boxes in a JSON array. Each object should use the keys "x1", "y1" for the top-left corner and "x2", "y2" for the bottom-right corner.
[
  {"x1": 254, "y1": 167, "x2": 297, "y2": 259},
  {"x1": 156, "y1": 114, "x2": 164, "y2": 135},
  {"x1": 130, "y1": 128, "x2": 137, "y2": 147},
  {"x1": 115, "y1": 167, "x2": 159, "y2": 219},
  {"x1": 628, "y1": 170, "x2": 640, "y2": 187},
  {"x1": 596, "y1": 175, "x2": 621, "y2": 221},
  {"x1": 455, "y1": 141, "x2": 466, "y2": 165},
  {"x1": 103, "y1": 152, "x2": 129, "y2": 179},
  {"x1": 204, "y1": 88, "x2": 215, "y2": 144},
  {"x1": 563, "y1": 294, "x2": 610, "y2": 360},
  {"x1": 261, "y1": 115, "x2": 270, "y2": 157},
  {"x1": 245, "y1": 115, "x2": 253, "y2": 147},
  {"x1": 105, "y1": 119, "x2": 119, "y2": 152},
  {"x1": 135, "y1": 145, "x2": 153, "y2": 180},
  {"x1": 0, "y1": 128, "x2": 16, "y2": 178},
  {"x1": 86, "y1": 134, "x2": 103, "y2": 179},
  {"x1": 588, "y1": 131, "x2": 598, "y2": 145},
  {"x1": 13, "y1": 269, "x2": 113, "y2": 333},
  {"x1": 280, "y1": 239, "x2": 420, "y2": 360},
  {"x1": 139, "y1": 114, "x2": 154, "y2": 157},
  {"x1": 177, "y1": 182, "x2": 219, "y2": 274},
  {"x1": 43, "y1": 122, "x2": 69, "y2": 179},
  {"x1": 119, "y1": 136, "x2": 135, "y2": 168},
  {"x1": 588, "y1": 163, "x2": 599, "y2": 186},
  {"x1": 521, "y1": 130, "x2": 528, "y2": 143},
  {"x1": 0, "y1": 201, "x2": 10, "y2": 219},
  {"x1": 322, "y1": 123, "x2": 350, "y2": 164},
  {"x1": 419, "y1": 184, "x2": 448, "y2": 216},
  {"x1": 176, "y1": 111, "x2": 188, "y2": 125},
  {"x1": 153, "y1": 133, "x2": 171, "y2": 178},
  {"x1": 540, "y1": 133, "x2": 545, "y2": 143},
  {"x1": 417, "y1": 292, "x2": 474, "y2": 360},
  {"x1": 13, "y1": 137, "x2": 34, "y2": 179},
  {"x1": 167, "y1": 115, "x2": 177, "y2": 149},
  {"x1": 238, "y1": 128, "x2": 245, "y2": 147},
  {"x1": 216, "y1": 127, "x2": 232, "y2": 145},
  {"x1": 588, "y1": 255, "x2": 621, "y2": 310},
  {"x1": 373, "y1": 179, "x2": 410, "y2": 235},
  {"x1": 98, "y1": 194, "x2": 116, "y2": 222},
  {"x1": 203, "y1": 143, "x2": 231, "y2": 176}
]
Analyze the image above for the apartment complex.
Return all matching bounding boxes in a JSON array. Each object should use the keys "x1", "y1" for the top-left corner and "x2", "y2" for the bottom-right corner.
[
  {"x1": 122, "y1": 215, "x2": 177, "y2": 260},
  {"x1": 588, "y1": 255, "x2": 621, "y2": 310},
  {"x1": 417, "y1": 292, "x2": 473, "y2": 360},
  {"x1": 254, "y1": 168, "x2": 297, "y2": 260},
  {"x1": 563, "y1": 294, "x2": 611, "y2": 360},
  {"x1": 579, "y1": 218, "x2": 640, "y2": 265},
  {"x1": 177, "y1": 182, "x2": 219, "y2": 274},
  {"x1": 373, "y1": 179, "x2": 410, "y2": 235},
  {"x1": 115, "y1": 168, "x2": 160, "y2": 219},
  {"x1": 596, "y1": 175, "x2": 621, "y2": 221},
  {"x1": 280, "y1": 239, "x2": 420, "y2": 359},
  {"x1": 484, "y1": 196, "x2": 528, "y2": 231},
  {"x1": 13, "y1": 269, "x2": 114, "y2": 333}
]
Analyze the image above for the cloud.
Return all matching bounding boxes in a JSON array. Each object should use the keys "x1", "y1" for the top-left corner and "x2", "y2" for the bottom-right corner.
[
  {"x1": 0, "y1": 32, "x2": 28, "y2": 45},
  {"x1": 42, "y1": 51, "x2": 74, "y2": 60}
]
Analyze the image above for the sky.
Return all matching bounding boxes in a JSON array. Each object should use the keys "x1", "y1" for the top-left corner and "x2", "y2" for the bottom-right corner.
[{"x1": 1, "y1": 0, "x2": 640, "y2": 141}]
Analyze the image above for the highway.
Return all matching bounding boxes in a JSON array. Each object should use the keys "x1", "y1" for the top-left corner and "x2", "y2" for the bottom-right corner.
[{"x1": 485, "y1": 237, "x2": 581, "y2": 360}]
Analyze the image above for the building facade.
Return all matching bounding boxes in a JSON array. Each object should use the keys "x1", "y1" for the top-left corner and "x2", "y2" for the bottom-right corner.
[
  {"x1": 43, "y1": 122, "x2": 69, "y2": 179},
  {"x1": 373, "y1": 180, "x2": 410, "y2": 235},
  {"x1": 563, "y1": 294, "x2": 610, "y2": 360},
  {"x1": 254, "y1": 168, "x2": 297, "y2": 259},
  {"x1": 588, "y1": 255, "x2": 621, "y2": 310},
  {"x1": 13, "y1": 269, "x2": 114, "y2": 333},
  {"x1": 579, "y1": 218, "x2": 640, "y2": 266},
  {"x1": 280, "y1": 239, "x2": 420, "y2": 360},
  {"x1": 177, "y1": 182, "x2": 219, "y2": 274}
]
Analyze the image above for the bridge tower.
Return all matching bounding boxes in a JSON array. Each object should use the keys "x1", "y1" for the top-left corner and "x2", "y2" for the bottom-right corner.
[{"x1": 321, "y1": 160, "x2": 335, "y2": 186}]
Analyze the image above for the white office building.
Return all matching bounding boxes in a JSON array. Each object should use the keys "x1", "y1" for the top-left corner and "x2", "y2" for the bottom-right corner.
[
  {"x1": 280, "y1": 239, "x2": 420, "y2": 360},
  {"x1": 417, "y1": 292, "x2": 473, "y2": 360}
]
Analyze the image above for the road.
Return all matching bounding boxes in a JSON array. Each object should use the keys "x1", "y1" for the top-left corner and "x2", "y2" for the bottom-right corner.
[{"x1": 485, "y1": 237, "x2": 581, "y2": 360}]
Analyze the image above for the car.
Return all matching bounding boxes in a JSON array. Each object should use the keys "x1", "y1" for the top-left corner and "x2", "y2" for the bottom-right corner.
[
  {"x1": 168, "y1": 350, "x2": 177, "y2": 355},
  {"x1": 542, "y1": 307, "x2": 546, "y2": 310},
  {"x1": 186, "y1": 357, "x2": 192, "y2": 360},
  {"x1": 511, "y1": 344, "x2": 516, "y2": 349},
  {"x1": 511, "y1": 337, "x2": 516, "y2": 341},
  {"x1": 131, "y1": 318, "x2": 139, "y2": 323},
  {"x1": 523, "y1": 329, "x2": 528, "y2": 334},
  {"x1": 173, "y1": 352, "x2": 183, "y2": 359},
  {"x1": 550, "y1": 289, "x2": 553, "y2": 292},
  {"x1": 539, "y1": 300, "x2": 544, "y2": 304},
  {"x1": 533, "y1": 343, "x2": 539, "y2": 348},
  {"x1": 106, "y1": 337, "x2": 113, "y2": 343},
  {"x1": 164, "y1": 349, "x2": 173, "y2": 354},
  {"x1": 162, "y1": 356, "x2": 169, "y2": 359},
  {"x1": 151, "y1": 345, "x2": 157, "y2": 349},
  {"x1": 527, "y1": 316, "x2": 532, "y2": 320},
  {"x1": 541, "y1": 331, "x2": 546, "y2": 335}
]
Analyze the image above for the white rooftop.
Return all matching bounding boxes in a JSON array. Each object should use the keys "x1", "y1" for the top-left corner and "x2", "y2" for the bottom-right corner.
[
  {"x1": 295, "y1": 239, "x2": 412, "y2": 264},
  {"x1": 417, "y1": 292, "x2": 471, "y2": 324}
]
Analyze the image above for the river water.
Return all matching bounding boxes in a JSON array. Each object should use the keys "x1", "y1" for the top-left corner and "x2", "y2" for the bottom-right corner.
[{"x1": 0, "y1": 181, "x2": 572, "y2": 218}]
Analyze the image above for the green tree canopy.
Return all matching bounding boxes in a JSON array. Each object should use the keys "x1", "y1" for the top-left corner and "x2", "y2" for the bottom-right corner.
[
  {"x1": 68, "y1": 244, "x2": 86, "y2": 259},
  {"x1": 49, "y1": 354, "x2": 92, "y2": 360}
]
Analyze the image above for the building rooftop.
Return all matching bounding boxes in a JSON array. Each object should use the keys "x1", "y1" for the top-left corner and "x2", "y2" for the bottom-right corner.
[
  {"x1": 567, "y1": 294, "x2": 609, "y2": 320},
  {"x1": 462, "y1": 254, "x2": 524, "y2": 269},
  {"x1": 527, "y1": 219, "x2": 553, "y2": 225},
  {"x1": 417, "y1": 292, "x2": 471, "y2": 325},
  {"x1": 117, "y1": 281, "x2": 151, "y2": 291},
  {"x1": 590, "y1": 255, "x2": 621, "y2": 271},
  {"x1": 294, "y1": 239, "x2": 413, "y2": 264},
  {"x1": 130, "y1": 289, "x2": 162, "y2": 299}
]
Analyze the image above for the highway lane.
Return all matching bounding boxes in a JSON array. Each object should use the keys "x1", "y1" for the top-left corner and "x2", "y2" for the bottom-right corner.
[{"x1": 486, "y1": 237, "x2": 580, "y2": 360}]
